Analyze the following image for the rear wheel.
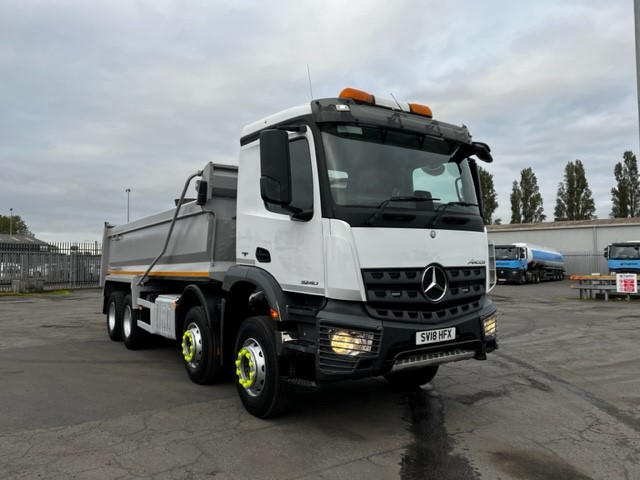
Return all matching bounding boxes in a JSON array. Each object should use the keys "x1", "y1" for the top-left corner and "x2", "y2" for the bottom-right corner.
[
  {"x1": 181, "y1": 306, "x2": 223, "y2": 384},
  {"x1": 384, "y1": 366, "x2": 439, "y2": 390},
  {"x1": 234, "y1": 316, "x2": 295, "y2": 418},
  {"x1": 122, "y1": 294, "x2": 149, "y2": 350},
  {"x1": 106, "y1": 291, "x2": 124, "y2": 341}
]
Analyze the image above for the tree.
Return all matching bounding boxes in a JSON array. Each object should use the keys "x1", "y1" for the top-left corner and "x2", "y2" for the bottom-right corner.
[
  {"x1": 554, "y1": 159, "x2": 596, "y2": 221},
  {"x1": 0, "y1": 214, "x2": 32, "y2": 235},
  {"x1": 478, "y1": 166, "x2": 499, "y2": 225},
  {"x1": 610, "y1": 151, "x2": 640, "y2": 218},
  {"x1": 510, "y1": 181, "x2": 522, "y2": 224},
  {"x1": 510, "y1": 167, "x2": 545, "y2": 223}
]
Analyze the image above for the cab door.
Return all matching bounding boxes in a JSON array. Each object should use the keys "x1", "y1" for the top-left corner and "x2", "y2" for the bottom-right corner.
[{"x1": 237, "y1": 129, "x2": 325, "y2": 296}]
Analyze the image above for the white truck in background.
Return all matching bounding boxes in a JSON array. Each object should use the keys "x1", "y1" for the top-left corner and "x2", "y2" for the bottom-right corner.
[{"x1": 101, "y1": 87, "x2": 498, "y2": 418}]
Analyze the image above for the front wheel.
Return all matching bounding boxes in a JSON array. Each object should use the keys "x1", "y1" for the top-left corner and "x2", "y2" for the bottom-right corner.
[
  {"x1": 234, "y1": 316, "x2": 295, "y2": 419},
  {"x1": 384, "y1": 366, "x2": 439, "y2": 390}
]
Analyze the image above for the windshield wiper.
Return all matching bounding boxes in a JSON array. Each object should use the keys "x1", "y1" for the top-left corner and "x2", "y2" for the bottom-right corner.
[
  {"x1": 429, "y1": 201, "x2": 478, "y2": 228},
  {"x1": 365, "y1": 196, "x2": 439, "y2": 226}
]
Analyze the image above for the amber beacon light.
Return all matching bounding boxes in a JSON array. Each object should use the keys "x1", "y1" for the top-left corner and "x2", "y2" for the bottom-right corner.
[{"x1": 338, "y1": 87, "x2": 433, "y2": 118}]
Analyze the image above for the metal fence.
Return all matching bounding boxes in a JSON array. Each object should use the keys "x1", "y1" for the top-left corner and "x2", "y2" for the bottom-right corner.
[
  {"x1": 563, "y1": 251, "x2": 609, "y2": 276},
  {"x1": 0, "y1": 242, "x2": 102, "y2": 292}
]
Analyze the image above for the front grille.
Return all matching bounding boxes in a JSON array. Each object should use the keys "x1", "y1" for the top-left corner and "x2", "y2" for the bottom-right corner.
[
  {"x1": 362, "y1": 266, "x2": 485, "y2": 324},
  {"x1": 318, "y1": 323, "x2": 381, "y2": 374}
]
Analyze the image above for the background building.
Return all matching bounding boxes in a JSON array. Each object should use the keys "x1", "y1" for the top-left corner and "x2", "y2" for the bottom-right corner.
[{"x1": 487, "y1": 218, "x2": 640, "y2": 276}]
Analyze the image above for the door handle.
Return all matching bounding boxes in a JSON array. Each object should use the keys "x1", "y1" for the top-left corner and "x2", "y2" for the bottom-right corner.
[{"x1": 256, "y1": 247, "x2": 271, "y2": 263}]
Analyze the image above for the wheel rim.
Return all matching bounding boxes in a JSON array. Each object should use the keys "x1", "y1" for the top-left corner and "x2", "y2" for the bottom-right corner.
[
  {"x1": 236, "y1": 337, "x2": 266, "y2": 397},
  {"x1": 123, "y1": 306, "x2": 132, "y2": 338},
  {"x1": 107, "y1": 302, "x2": 116, "y2": 332},
  {"x1": 182, "y1": 322, "x2": 203, "y2": 368}
]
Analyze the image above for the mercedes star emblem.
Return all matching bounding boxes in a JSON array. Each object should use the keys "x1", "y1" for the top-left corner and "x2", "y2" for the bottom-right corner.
[{"x1": 422, "y1": 264, "x2": 448, "y2": 302}]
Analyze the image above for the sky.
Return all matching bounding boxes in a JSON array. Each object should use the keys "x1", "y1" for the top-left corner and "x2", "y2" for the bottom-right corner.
[{"x1": 1, "y1": 0, "x2": 638, "y2": 242}]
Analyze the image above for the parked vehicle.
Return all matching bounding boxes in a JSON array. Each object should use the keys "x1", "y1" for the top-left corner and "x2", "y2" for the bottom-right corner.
[
  {"x1": 603, "y1": 241, "x2": 640, "y2": 274},
  {"x1": 101, "y1": 87, "x2": 499, "y2": 418},
  {"x1": 0, "y1": 262, "x2": 21, "y2": 283},
  {"x1": 495, "y1": 243, "x2": 564, "y2": 284}
]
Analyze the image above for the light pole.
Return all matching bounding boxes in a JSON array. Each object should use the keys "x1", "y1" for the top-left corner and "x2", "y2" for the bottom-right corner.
[
  {"x1": 9, "y1": 207, "x2": 13, "y2": 235},
  {"x1": 636, "y1": 0, "x2": 640, "y2": 152},
  {"x1": 126, "y1": 189, "x2": 131, "y2": 223}
]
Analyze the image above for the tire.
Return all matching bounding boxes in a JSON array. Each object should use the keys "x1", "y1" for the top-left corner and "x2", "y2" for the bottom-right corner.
[
  {"x1": 234, "y1": 316, "x2": 295, "y2": 419},
  {"x1": 106, "y1": 291, "x2": 124, "y2": 341},
  {"x1": 384, "y1": 366, "x2": 439, "y2": 390},
  {"x1": 181, "y1": 306, "x2": 223, "y2": 385},
  {"x1": 122, "y1": 294, "x2": 148, "y2": 350}
]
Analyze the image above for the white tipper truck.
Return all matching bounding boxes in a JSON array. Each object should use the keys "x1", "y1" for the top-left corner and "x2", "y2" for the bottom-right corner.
[{"x1": 101, "y1": 87, "x2": 498, "y2": 418}]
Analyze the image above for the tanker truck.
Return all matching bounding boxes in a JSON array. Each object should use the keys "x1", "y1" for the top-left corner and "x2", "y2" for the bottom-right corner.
[
  {"x1": 100, "y1": 87, "x2": 499, "y2": 418},
  {"x1": 495, "y1": 243, "x2": 564, "y2": 284},
  {"x1": 603, "y1": 241, "x2": 640, "y2": 274}
]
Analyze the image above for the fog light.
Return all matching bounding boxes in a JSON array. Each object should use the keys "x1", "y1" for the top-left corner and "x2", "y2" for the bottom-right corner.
[
  {"x1": 483, "y1": 314, "x2": 497, "y2": 338},
  {"x1": 329, "y1": 329, "x2": 374, "y2": 356}
]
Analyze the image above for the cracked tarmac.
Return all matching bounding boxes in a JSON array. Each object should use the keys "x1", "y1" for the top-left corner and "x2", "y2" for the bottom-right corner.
[{"x1": 0, "y1": 283, "x2": 639, "y2": 479}]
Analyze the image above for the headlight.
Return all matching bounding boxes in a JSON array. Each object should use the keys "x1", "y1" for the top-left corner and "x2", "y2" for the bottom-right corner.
[
  {"x1": 483, "y1": 314, "x2": 497, "y2": 338},
  {"x1": 329, "y1": 329, "x2": 374, "y2": 356}
]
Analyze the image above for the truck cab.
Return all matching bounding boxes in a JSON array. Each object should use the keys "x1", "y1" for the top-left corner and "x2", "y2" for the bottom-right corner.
[
  {"x1": 227, "y1": 88, "x2": 498, "y2": 408},
  {"x1": 604, "y1": 242, "x2": 640, "y2": 274}
]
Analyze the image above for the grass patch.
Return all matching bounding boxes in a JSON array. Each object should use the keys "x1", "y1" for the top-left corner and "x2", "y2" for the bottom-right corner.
[{"x1": 0, "y1": 289, "x2": 72, "y2": 298}]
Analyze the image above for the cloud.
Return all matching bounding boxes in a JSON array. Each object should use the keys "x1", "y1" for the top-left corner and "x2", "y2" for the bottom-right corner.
[{"x1": 0, "y1": 0, "x2": 637, "y2": 241}]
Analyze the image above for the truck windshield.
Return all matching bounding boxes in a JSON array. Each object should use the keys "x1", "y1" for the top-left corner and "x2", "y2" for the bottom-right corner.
[
  {"x1": 495, "y1": 247, "x2": 520, "y2": 260},
  {"x1": 609, "y1": 245, "x2": 640, "y2": 259},
  {"x1": 321, "y1": 124, "x2": 480, "y2": 226}
]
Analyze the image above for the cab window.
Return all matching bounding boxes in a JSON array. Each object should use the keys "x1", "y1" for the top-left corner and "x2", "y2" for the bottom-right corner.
[{"x1": 265, "y1": 137, "x2": 313, "y2": 216}]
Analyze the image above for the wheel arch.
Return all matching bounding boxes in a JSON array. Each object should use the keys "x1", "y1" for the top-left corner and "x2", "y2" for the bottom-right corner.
[
  {"x1": 222, "y1": 265, "x2": 289, "y2": 322},
  {"x1": 221, "y1": 266, "x2": 292, "y2": 365},
  {"x1": 175, "y1": 283, "x2": 221, "y2": 338},
  {"x1": 102, "y1": 279, "x2": 131, "y2": 314}
]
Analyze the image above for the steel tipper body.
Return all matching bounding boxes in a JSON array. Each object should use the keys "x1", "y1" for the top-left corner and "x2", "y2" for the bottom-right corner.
[
  {"x1": 495, "y1": 243, "x2": 564, "y2": 284},
  {"x1": 101, "y1": 87, "x2": 498, "y2": 418},
  {"x1": 603, "y1": 241, "x2": 640, "y2": 274}
]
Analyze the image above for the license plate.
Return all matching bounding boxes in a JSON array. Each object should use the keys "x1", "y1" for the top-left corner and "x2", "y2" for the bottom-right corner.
[{"x1": 416, "y1": 327, "x2": 456, "y2": 345}]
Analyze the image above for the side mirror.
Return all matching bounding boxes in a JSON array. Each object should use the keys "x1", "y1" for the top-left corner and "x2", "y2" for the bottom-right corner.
[
  {"x1": 260, "y1": 129, "x2": 292, "y2": 205},
  {"x1": 473, "y1": 142, "x2": 493, "y2": 163},
  {"x1": 603, "y1": 247, "x2": 608, "y2": 259}
]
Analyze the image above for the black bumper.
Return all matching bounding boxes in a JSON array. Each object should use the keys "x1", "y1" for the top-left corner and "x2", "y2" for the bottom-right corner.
[
  {"x1": 497, "y1": 268, "x2": 525, "y2": 283},
  {"x1": 293, "y1": 297, "x2": 497, "y2": 381}
]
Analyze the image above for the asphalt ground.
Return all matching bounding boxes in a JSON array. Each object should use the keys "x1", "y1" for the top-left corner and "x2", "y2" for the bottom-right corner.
[{"x1": 0, "y1": 282, "x2": 639, "y2": 480}]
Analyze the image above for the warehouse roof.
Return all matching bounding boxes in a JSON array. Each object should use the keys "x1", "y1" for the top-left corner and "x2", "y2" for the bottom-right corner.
[
  {"x1": 488, "y1": 218, "x2": 640, "y2": 232},
  {"x1": 0, "y1": 234, "x2": 48, "y2": 245}
]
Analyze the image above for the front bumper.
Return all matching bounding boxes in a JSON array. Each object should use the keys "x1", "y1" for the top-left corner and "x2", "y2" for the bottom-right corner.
[
  {"x1": 287, "y1": 297, "x2": 497, "y2": 381},
  {"x1": 497, "y1": 268, "x2": 524, "y2": 283}
]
